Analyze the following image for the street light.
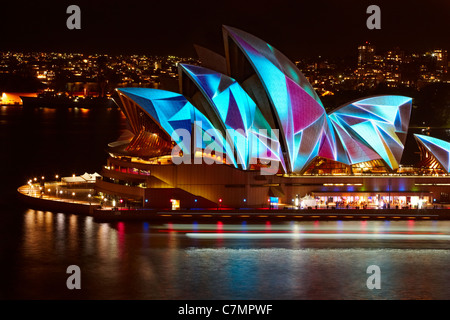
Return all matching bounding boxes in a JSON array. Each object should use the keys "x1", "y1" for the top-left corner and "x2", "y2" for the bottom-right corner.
[{"x1": 27, "y1": 180, "x2": 32, "y2": 195}]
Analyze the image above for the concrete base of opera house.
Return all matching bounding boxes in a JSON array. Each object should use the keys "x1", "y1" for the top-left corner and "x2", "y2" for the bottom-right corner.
[
  {"x1": 98, "y1": 158, "x2": 450, "y2": 210},
  {"x1": 16, "y1": 184, "x2": 450, "y2": 222}
]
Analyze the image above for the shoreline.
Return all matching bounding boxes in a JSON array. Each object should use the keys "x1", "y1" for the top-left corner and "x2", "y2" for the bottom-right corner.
[{"x1": 16, "y1": 185, "x2": 450, "y2": 222}]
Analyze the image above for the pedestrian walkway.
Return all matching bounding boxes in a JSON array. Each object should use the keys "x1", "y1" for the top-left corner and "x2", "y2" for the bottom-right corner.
[{"x1": 18, "y1": 183, "x2": 100, "y2": 206}]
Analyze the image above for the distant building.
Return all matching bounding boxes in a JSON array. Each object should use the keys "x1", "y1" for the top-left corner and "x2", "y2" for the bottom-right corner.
[
  {"x1": 384, "y1": 48, "x2": 404, "y2": 87},
  {"x1": 358, "y1": 42, "x2": 376, "y2": 68},
  {"x1": 357, "y1": 42, "x2": 381, "y2": 88},
  {"x1": 433, "y1": 49, "x2": 448, "y2": 80}
]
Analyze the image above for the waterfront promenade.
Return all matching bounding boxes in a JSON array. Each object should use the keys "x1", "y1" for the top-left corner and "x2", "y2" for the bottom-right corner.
[{"x1": 16, "y1": 183, "x2": 450, "y2": 222}]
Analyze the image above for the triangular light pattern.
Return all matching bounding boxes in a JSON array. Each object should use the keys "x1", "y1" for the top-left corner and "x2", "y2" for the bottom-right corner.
[{"x1": 114, "y1": 26, "x2": 415, "y2": 175}]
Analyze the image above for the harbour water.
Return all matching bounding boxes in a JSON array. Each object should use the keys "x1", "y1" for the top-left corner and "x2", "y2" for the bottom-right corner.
[
  {"x1": 1, "y1": 106, "x2": 450, "y2": 300},
  {"x1": 2, "y1": 210, "x2": 450, "y2": 300}
]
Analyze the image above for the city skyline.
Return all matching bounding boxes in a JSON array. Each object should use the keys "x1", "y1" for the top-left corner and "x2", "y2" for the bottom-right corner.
[
  {"x1": 1, "y1": 43, "x2": 447, "y2": 97},
  {"x1": 1, "y1": 0, "x2": 449, "y2": 58},
  {"x1": 0, "y1": 40, "x2": 447, "y2": 61}
]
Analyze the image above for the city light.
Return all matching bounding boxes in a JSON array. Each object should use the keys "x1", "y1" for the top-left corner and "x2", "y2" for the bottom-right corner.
[{"x1": 0, "y1": 44, "x2": 446, "y2": 110}]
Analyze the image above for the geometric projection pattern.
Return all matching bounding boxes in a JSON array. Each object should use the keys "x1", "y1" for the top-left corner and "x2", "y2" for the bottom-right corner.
[
  {"x1": 414, "y1": 134, "x2": 450, "y2": 172},
  {"x1": 328, "y1": 96, "x2": 412, "y2": 170},
  {"x1": 114, "y1": 26, "x2": 414, "y2": 175},
  {"x1": 117, "y1": 88, "x2": 195, "y2": 156},
  {"x1": 223, "y1": 25, "x2": 326, "y2": 173},
  {"x1": 179, "y1": 63, "x2": 285, "y2": 171},
  {"x1": 179, "y1": 64, "x2": 255, "y2": 169}
]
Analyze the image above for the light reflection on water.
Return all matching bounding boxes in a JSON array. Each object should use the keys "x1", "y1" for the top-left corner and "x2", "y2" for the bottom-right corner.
[{"x1": 7, "y1": 209, "x2": 450, "y2": 299}]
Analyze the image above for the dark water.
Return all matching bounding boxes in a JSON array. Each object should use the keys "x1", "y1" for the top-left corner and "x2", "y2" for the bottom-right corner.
[{"x1": 1, "y1": 106, "x2": 450, "y2": 300}]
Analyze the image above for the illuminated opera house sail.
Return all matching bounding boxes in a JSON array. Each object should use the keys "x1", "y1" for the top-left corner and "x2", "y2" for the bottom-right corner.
[
  {"x1": 414, "y1": 134, "x2": 450, "y2": 173},
  {"x1": 95, "y1": 26, "x2": 450, "y2": 209},
  {"x1": 115, "y1": 26, "x2": 412, "y2": 174}
]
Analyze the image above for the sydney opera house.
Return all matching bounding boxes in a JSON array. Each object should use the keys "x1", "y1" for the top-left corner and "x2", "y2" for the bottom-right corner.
[{"x1": 94, "y1": 26, "x2": 450, "y2": 209}]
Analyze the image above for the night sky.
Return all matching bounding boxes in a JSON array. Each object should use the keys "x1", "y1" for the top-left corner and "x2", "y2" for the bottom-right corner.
[{"x1": 2, "y1": 0, "x2": 449, "y2": 59}]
